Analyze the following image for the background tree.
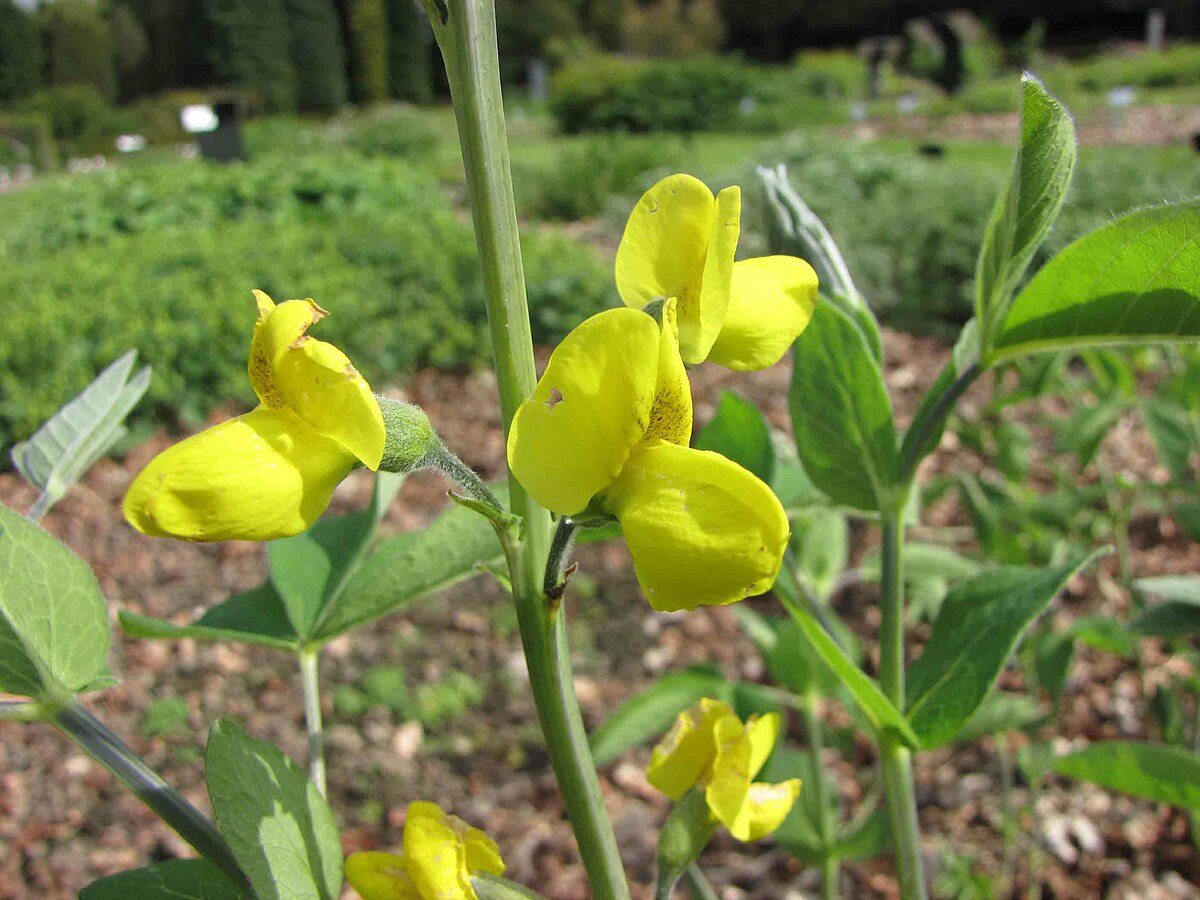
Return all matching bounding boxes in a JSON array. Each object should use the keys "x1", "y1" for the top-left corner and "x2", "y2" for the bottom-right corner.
[
  {"x1": 285, "y1": 0, "x2": 348, "y2": 111},
  {"x1": 110, "y1": 2, "x2": 150, "y2": 102},
  {"x1": 344, "y1": 0, "x2": 390, "y2": 105},
  {"x1": 43, "y1": 0, "x2": 117, "y2": 101},
  {"x1": 385, "y1": 0, "x2": 433, "y2": 104},
  {"x1": 0, "y1": 0, "x2": 45, "y2": 106},
  {"x1": 201, "y1": 0, "x2": 298, "y2": 112}
]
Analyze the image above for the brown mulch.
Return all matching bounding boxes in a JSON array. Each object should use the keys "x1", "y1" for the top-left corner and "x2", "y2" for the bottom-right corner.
[
  {"x1": 1, "y1": 329, "x2": 1197, "y2": 899},
  {"x1": 841, "y1": 103, "x2": 1200, "y2": 147}
]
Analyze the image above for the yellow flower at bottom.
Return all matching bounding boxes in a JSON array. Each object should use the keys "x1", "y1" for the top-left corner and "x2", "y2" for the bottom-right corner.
[
  {"x1": 648, "y1": 699, "x2": 800, "y2": 842},
  {"x1": 345, "y1": 802, "x2": 504, "y2": 900},
  {"x1": 123, "y1": 291, "x2": 385, "y2": 542}
]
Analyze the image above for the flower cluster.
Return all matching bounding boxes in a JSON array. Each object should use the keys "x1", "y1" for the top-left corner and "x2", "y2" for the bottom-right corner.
[
  {"x1": 507, "y1": 173, "x2": 818, "y2": 611},
  {"x1": 649, "y1": 698, "x2": 800, "y2": 842},
  {"x1": 345, "y1": 801, "x2": 505, "y2": 900},
  {"x1": 123, "y1": 291, "x2": 385, "y2": 542}
]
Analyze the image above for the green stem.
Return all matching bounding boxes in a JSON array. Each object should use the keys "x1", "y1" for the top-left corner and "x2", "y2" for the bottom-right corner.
[
  {"x1": 681, "y1": 865, "x2": 720, "y2": 900},
  {"x1": 426, "y1": 2, "x2": 627, "y2": 896},
  {"x1": 430, "y1": 443, "x2": 504, "y2": 511},
  {"x1": 879, "y1": 507, "x2": 927, "y2": 900},
  {"x1": 801, "y1": 697, "x2": 839, "y2": 900},
  {"x1": 299, "y1": 647, "x2": 326, "y2": 796},
  {"x1": 51, "y1": 700, "x2": 249, "y2": 891}
]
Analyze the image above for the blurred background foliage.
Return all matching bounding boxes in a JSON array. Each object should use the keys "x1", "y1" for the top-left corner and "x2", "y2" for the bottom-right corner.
[{"x1": 1, "y1": 0, "x2": 1198, "y2": 447}]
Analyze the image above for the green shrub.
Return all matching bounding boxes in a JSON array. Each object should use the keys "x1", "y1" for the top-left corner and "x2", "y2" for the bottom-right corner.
[
  {"x1": 342, "y1": 107, "x2": 439, "y2": 159},
  {"x1": 0, "y1": 112, "x2": 56, "y2": 171},
  {"x1": 1067, "y1": 43, "x2": 1200, "y2": 93},
  {"x1": 549, "y1": 54, "x2": 753, "y2": 134},
  {"x1": 17, "y1": 84, "x2": 116, "y2": 157},
  {"x1": 0, "y1": 154, "x2": 612, "y2": 447},
  {"x1": 746, "y1": 139, "x2": 1200, "y2": 336},
  {"x1": 791, "y1": 49, "x2": 864, "y2": 100},
  {"x1": 513, "y1": 133, "x2": 685, "y2": 220},
  {"x1": 42, "y1": 0, "x2": 116, "y2": 101}
]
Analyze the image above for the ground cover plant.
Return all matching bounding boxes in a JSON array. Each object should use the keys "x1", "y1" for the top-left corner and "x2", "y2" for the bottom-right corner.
[{"x1": 2, "y1": 3, "x2": 1200, "y2": 899}]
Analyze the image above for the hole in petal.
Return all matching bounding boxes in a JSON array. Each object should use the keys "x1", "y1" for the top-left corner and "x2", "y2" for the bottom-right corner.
[{"x1": 545, "y1": 388, "x2": 564, "y2": 411}]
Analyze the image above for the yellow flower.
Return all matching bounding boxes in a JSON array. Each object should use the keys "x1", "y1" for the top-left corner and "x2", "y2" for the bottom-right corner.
[
  {"x1": 506, "y1": 302, "x2": 789, "y2": 612},
  {"x1": 616, "y1": 173, "x2": 819, "y2": 370},
  {"x1": 648, "y1": 698, "x2": 800, "y2": 842},
  {"x1": 345, "y1": 801, "x2": 505, "y2": 900},
  {"x1": 123, "y1": 291, "x2": 385, "y2": 542}
]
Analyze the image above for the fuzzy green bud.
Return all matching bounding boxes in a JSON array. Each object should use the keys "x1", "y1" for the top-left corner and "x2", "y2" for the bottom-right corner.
[{"x1": 377, "y1": 397, "x2": 441, "y2": 474}]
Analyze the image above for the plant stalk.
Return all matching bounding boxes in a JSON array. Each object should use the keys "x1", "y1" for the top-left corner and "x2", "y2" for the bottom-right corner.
[
  {"x1": 879, "y1": 506, "x2": 927, "y2": 900},
  {"x1": 299, "y1": 647, "x2": 326, "y2": 796},
  {"x1": 801, "y1": 697, "x2": 839, "y2": 900},
  {"x1": 51, "y1": 700, "x2": 249, "y2": 891},
  {"x1": 681, "y1": 864, "x2": 720, "y2": 900},
  {"x1": 427, "y1": 1, "x2": 628, "y2": 895}
]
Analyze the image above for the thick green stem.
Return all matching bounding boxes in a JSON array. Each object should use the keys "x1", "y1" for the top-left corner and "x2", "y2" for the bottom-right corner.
[
  {"x1": 879, "y1": 507, "x2": 927, "y2": 900},
  {"x1": 51, "y1": 700, "x2": 249, "y2": 891},
  {"x1": 299, "y1": 648, "x2": 326, "y2": 796},
  {"x1": 427, "y1": 2, "x2": 627, "y2": 896}
]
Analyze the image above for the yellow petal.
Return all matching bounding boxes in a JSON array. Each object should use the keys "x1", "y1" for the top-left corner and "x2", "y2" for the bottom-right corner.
[
  {"x1": 707, "y1": 257, "x2": 819, "y2": 371},
  {"x1": 403, "y1": 802, "x2": 472, "y2": 900},
  {"x1": 507, "y1": 308, "x2": 660, "y2": 515},
  {"x1": 725, "y1": 779, "x2": 802, "y2": 842},
  {"x1": 603, "y1": 441, "x2": 790, "y2": 612},
  {"x1": 705, "y1": 712, "x2": 752, "y2": 833},
  {"x1": 616, "y1": 175, "x2": 714, "y2": 350},
  {"x1": 345, "y1": 851, "x2": 422, "y2": 900},
  {"x1": 644, "y1": 297, "x2": 693, "y2": 446},
  {"x1": 122, "y1": 407, "x2": 356, "y2": 542},
  {"x1": 647, "y1": 698, "x2": 732, "y2": 800},
  {"x1": 249, "y1": 292, "x2": 385, "y2": 470},
  {"x1": 462, "y1": 826, "x2": 505, "y2": 878},
  {"x1": 745, "y1": 713, "x2": 780, "y2": 780},
  {"x1": 690, "y1": 185, "x2": 740, "y2": 364}
]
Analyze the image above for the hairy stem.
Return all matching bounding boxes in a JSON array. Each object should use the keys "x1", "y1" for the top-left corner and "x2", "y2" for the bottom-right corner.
[
  {"x1": 426, "y1": 1, "x2": 627, "y2": 895},
  {"x1": 299, "y1": 648, "x2": 326, "y2": 796},
  {"x1": 879, "y1": 507, "x2": 927, "y2": 900},
  {"x1": 51, "y1": 700, "x2": 248, "y2": 890}
]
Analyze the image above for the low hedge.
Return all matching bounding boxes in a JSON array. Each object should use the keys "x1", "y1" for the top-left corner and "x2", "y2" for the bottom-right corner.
[{"x1": 0, "y1": 155, "x2": 613, "y2": 447}]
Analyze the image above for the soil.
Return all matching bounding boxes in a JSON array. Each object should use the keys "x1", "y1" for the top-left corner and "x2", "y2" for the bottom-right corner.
[{"x1": 1, "y1": 329, "x2": 1198, "y2": 900}]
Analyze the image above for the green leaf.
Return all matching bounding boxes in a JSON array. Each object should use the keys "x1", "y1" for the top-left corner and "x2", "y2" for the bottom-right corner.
[
  {"x1": 693, "y1": 390, "x2": 774, "y2": 482},
  {"x1": 80, "y1": 859, "x2": 247, "y2": 900},
  {"x1": 905, "y1": 551, "x2": 1102, "y2": 749},
  {"x1": 976, "y1": 75, "x2": 1076, "y2": 345},
  {"x1": 762, "y1": 745, "x2": 835, "y2": 863},
  {"x1": 789, "y1": 301, "x2": 899, "y2": 512},
  {"x1": 120, "y1": 583, "x2": 300, "y2": 650},
  {"x1": 472, "y1": 873, "x2": 545, "y2": 900},
  {"x1": 832, "y1": 806, "x2": 891, "y2": 862},
  {"x1": 956, "y1": 692, "x2": 1044, "y2": 743},
  {"x1": 312, "y1": 491, "x2": 504, "y2": 641},
  {"x1": 1131, "y1": 576, "x2": 1200, "y2": 637},
  {"x1": 206, "y1": 720, "x2": 342, "y2": 900},
  {"x1": 1053, "y1": 741, "x2": 1200, "y2": 814},
  {"x1": 1175, "y1": 502, "x2": 1200, "y2": 542},
  {"x1": 271, "y1": 473, "x2": 403, "y2": 640},
  {"x1": 791, "y1": 508, "x2": 848, "y2": 602},
  {"x1": 780, "y1": 596, "x2": 918, "y2": 747},
  {"x1": 1143, "y1": 399, "x2": 1196, "y2": 481},
  {"x1": 0, "y1": 503, "x2": 110, "y2": 699},
  {"x1": 10, "y1": 350, "x2": 150, "y2": 518},
  {"x1": 1058, "y1": 396, "x2": 1124, "y2": 469},
  {"x1": 733, "y1": 607, "x2": 837, "y2": 700},
  {"x1": 655, "y1": 788, "x2": 719, "y2": 896},
  {"x1": 589, "y1": 667, "x2": 731, "y2": 767},
  {"x1": 993, "y1": 199, "x2": 1200, "y2": 362},
  {"x1": 1069, "y1": 616, "x2": 1135, "y2": 657}
]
